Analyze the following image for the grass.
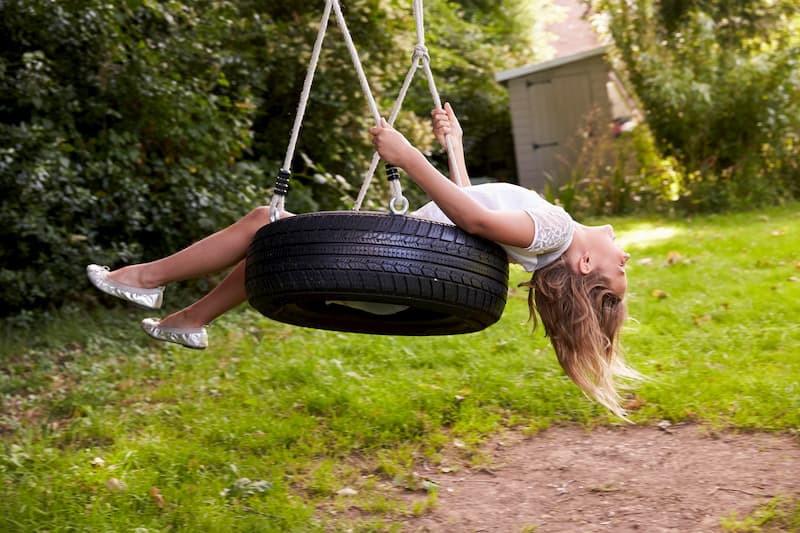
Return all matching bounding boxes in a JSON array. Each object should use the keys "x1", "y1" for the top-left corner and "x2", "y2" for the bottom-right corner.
[
  {"x1": 2, "y1": 201, "x2": 799, "y2": 532},
  {"x1": 721, "y1": 497, "x2": 800, "y2": 532}
]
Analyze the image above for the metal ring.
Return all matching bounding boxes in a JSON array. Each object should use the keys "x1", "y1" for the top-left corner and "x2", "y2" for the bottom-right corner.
[{"x1": 389, "y1": 195, "x2": 409, "y2": 215}]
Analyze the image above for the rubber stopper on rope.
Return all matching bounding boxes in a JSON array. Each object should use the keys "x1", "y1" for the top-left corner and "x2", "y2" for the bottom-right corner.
[
  {"x1": 385, "y1": 164, "x2": 400, "y2": 182},
  {"x1": 274, "y1": 168, "x2": 291, "y2": 196}
]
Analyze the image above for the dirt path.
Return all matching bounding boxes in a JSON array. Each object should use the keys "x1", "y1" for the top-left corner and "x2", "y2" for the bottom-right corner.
[{"x1": 398, "y1": 424, "x2": 800, "y2": 532}]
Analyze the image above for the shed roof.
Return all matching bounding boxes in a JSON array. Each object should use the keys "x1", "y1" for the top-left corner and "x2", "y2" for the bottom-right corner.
[{"x1": 495, "y1": 45, "x2": 608, "y2": 83}]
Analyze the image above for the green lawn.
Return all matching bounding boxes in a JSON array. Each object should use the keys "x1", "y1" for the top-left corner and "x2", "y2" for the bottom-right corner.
[{"x1": 2, "y1": 202, "x2": 799, "y2": 532}]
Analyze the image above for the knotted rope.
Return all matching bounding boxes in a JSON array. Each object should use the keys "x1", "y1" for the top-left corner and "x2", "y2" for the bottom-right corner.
[
  {"x1": 353, "y1": 0, "x2": 460, "y2": 211},
  {"x1": 271, "y1": 0, "x2": 456, "y2": 220},
  {"x1": 270, "y1": 0, "x2": 382, "y2": 222}
]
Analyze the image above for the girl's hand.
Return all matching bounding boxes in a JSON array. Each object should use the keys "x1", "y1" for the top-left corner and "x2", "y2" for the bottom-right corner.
[
  {"x1": 369, "y1": 118, "x2": 416, "y2": 166},
  {"x1": 431, "y1": 102, "x2": 463, "y2": 148}
]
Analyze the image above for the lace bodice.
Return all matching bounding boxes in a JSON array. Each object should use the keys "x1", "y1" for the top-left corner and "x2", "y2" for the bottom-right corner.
[{"x1": 528, "y1": 206, "x2": 574, "y2": 254}]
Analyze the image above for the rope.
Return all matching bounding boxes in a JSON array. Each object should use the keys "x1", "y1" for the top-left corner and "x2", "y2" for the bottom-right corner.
[
  {"x1": 352, "y1": 0, "x2": 462, "y2": 211},
  {"x1": 270, "y1": 0, "x2": 333, "y2": 222},
  {"x1": 271, "y1": 0, "x2": 383, "y2": 222},
  {"x1": 332, "y1": 1, "x2": 381, "y2": 124},
  {"x1": 272, "y1": 0, "x2": 458, "y2": 218},
  {"x1": 413, "y1": 0, "x2": 463, "y2": 186},
  {"x1": 353, "y1": 46, "x2": 422, "y2": 211}
]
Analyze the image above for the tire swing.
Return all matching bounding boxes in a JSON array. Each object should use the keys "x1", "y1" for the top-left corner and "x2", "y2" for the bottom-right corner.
[{"x1": 245, "y1": 0, "x2": 508, "y2": 335}]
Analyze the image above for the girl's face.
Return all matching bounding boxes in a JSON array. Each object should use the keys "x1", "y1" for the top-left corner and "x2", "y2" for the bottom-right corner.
[{"x1": 585, "y1": 225, "x2": 630, "y2": 296}]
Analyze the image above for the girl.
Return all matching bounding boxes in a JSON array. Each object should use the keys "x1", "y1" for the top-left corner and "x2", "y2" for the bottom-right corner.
[{"x1": 88, "y1": 103, "x2": 638, "y2": 416}]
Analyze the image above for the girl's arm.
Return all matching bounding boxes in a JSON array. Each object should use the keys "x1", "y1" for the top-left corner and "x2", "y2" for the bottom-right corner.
[
  {"x1": 370, "y1": 119, "x2": 534, "y2": 248},
  {"x1": 432, "y1": 103, "x2": 470, "y2": 188}
]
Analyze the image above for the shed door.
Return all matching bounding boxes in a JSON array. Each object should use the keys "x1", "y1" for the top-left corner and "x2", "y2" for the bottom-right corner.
[{"x1": 526, "y1": 72, "x2": 593, "y2": 188}]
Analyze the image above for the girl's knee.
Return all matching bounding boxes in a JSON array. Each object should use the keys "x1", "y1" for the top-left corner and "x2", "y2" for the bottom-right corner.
[
  {"x1": 242, "y1": 205, "x2": 292, "y2": 232},
  {"x1": 241, "y1": 206, "x2": 271, "y2": 231},
  {"x1": 246, "y1": 205, "x2": 269, "y2": 220}
]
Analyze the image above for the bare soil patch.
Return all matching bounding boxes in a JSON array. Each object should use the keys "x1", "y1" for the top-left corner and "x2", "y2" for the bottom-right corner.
[{"x1": 398, "y1": 423, "x2": 800, "y2": 532}]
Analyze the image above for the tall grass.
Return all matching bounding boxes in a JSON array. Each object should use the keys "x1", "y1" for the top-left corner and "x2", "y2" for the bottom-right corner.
[{"x1": 2, "y1": 202, "x2": 798, "y2": 531}]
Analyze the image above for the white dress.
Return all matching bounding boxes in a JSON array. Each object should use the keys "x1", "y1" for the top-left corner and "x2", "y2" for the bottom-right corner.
[{"x1": 411, "y1": 182, "x2": 575, "y2": 271}]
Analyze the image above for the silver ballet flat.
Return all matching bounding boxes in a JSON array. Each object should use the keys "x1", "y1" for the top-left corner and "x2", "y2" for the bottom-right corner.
[
  {"x1": 141, "y1": 318, "x2": 208, "y2": 350},
  {"x1": 86, "y1": 264, "x2": 164, "y2": 309}
]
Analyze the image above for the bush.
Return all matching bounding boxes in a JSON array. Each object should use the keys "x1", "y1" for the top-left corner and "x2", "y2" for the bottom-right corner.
[
  {"x1": 0, "y1": 0, "x2": 553, "y2": 317},
  {"x1": 0, "y1": 1, "x2": 263, "y2": 316},
  {"x1": 545, "y1": 108, "x2": 683, "y2": 217},
  {"x1": 592, "y1": 0, "x2": 800, "y2": 211}
]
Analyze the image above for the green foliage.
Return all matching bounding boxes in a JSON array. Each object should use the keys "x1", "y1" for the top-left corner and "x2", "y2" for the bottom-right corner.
[
  {"x1": 545, "y1": 109, "x2": 684, "y2": 217},
  {"x1": 0, "y1": 0, "x2": 263, "y2": 315},
  {"x1": 721, "y1": 497, "x2": 800, "y2": 532},
  {"x1": 0, "y1": 0, "x2": 545, "y2": 317},
  {"x1": 591, "y1": 0, "x2": 800, "y2": 211}
]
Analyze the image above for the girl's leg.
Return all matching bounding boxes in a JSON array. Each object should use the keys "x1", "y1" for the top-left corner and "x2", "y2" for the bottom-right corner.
[
  {"x1": 108, "y1": 206, "x2": 274, "y2": 288},
  {"x1": 157, "y1": 259, "x2": 248, "y2": 328}
]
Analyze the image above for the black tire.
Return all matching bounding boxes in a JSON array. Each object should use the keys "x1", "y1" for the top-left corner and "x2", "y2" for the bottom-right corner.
[{"x1": 245, "y1": 211, "x2": 509, "y2": 335}]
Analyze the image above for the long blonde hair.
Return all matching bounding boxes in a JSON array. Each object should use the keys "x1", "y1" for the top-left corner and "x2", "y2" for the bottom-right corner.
[{"x1": 521, "y1": 257, "x2": 641, "y2": 418}]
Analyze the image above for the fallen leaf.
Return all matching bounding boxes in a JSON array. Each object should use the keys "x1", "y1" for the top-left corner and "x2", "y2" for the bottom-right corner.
[
  {"x1": 150, "y1": 486, "x2": 166, "y2": 508},
  {"x1": 651, "y1": 289, "x2": 669, "y2": 299},
  {"x1": 691, "y1": 313, "x2": 712, "y2": 325},
  {"x1": 623, "y1": 395, "x2": 646, "y2": 410},
  {"x1": 105, "y1": 478, "x2": 126, "y2": 493},
  {"x1": 336, "y1": 487, "x2": 358, "y2": 496},
  {"x1": 665, "y1": 251, "x2": 683, "y2": 264}
]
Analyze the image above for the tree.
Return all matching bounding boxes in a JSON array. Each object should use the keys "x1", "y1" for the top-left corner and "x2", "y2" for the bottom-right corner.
[
  {"x1": 591, "y1": 0, "x2": 800, "y2": 210},
  {"x1": 0, "y1": 0, "x2": 261, "y2": 314},
  {"x1": 1, "y1": 0, "x2": 549, "y2": 316}
]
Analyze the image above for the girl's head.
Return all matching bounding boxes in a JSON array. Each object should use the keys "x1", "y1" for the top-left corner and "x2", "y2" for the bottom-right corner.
[
  {"x1": 522, "y1": 224, "x2": 639, "y2": 418},
  {"x1": 564, "y1": 224, "x2": 630, "y2": 297}
]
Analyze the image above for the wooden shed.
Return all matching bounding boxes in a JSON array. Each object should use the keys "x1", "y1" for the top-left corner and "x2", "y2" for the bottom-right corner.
[{"x1": 496, "y1": 46, "x2": 628, "y2": 191}]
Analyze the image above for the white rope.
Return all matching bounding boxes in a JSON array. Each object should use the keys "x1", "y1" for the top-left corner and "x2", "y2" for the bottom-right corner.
[
  {"x1": 413, "y1": 0, "x2": 463, "y2": 185},
  {"x1": 420, "y1": 53, "x2": 463, "y2": 186},
  {"x1": 352, "y1": 0, "x2": 462, "y2": 211},
  {"x1": 411, "y1": 0, "x2": 463, "y2": 186},
  {"x1": 414, "y1": 0, "x2": 426, "y2": 44},
  {"x1": 271, "y1": 0, "x2": 334, "y2": 221},
  {"x1": 273, "y1": 0, "x2": 458, "y2": 217},
  {"x1": 332, "y1": 0, "x2": 381, "y2": 124},
  {"x1": 272, "y1": 0, "x2": 384, "y2": 220},
  {"x1": 282, "y1": 2, "x2": 332, "y2": 172},
  {"x1": 353, "y1": 46, "x2": 422, "y2": 211}
]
